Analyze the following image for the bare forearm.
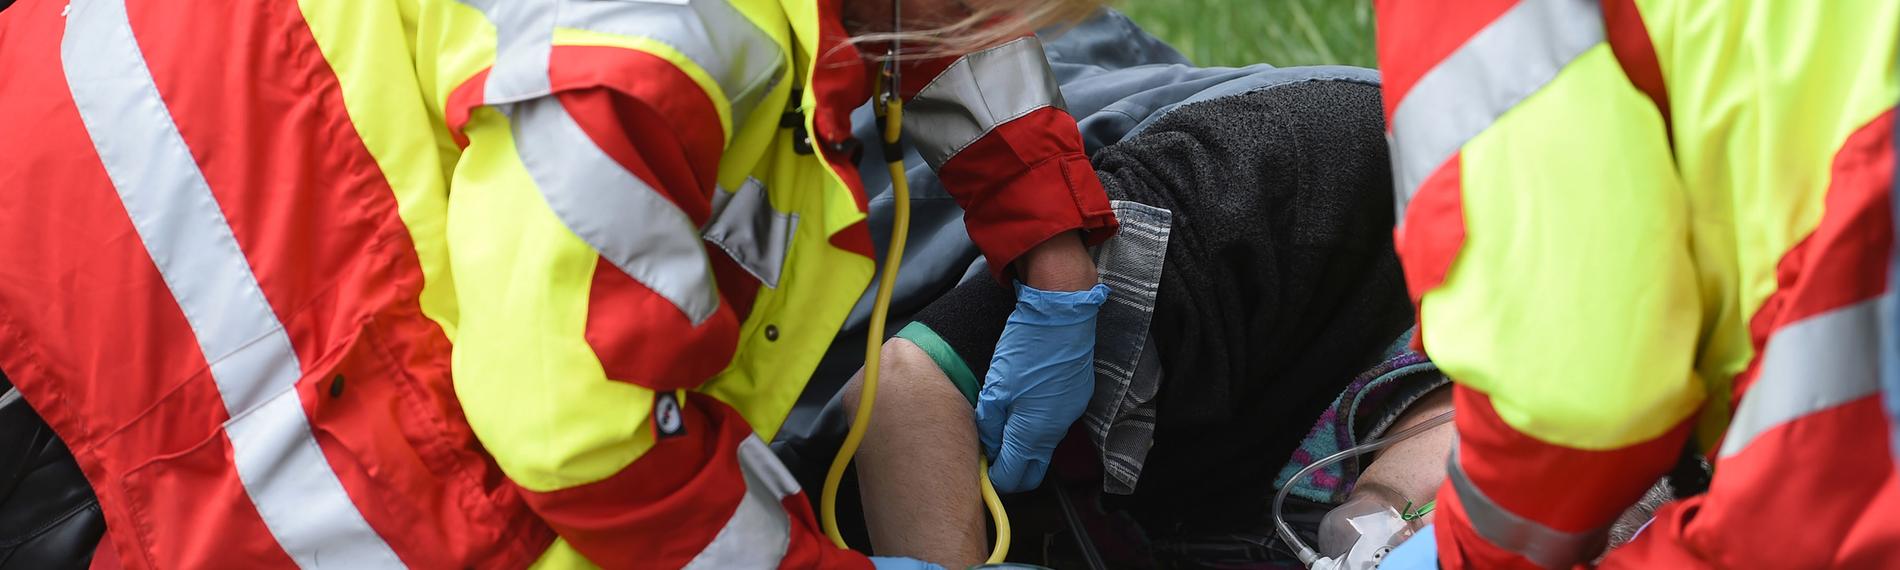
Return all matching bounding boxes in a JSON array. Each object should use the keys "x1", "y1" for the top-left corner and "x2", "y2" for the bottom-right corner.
[{"x1": 844, "y1": 339, "x2": 988, "y2": 568}]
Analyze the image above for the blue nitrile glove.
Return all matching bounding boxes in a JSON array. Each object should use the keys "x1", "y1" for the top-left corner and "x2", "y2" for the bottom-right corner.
[
  {"x1": 870, "y1": 556, "x2": 945, "y2": 570},
  {"x1": 975, "y1": 282, "x2": 1110, "y2": 493},
  {"x1": 1380, "y1": 524, "x2": 1439, "y2": 569}
]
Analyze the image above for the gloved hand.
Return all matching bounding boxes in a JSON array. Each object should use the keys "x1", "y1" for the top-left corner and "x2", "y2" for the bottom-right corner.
[
  {"x1": 1378, "y1": 523, "x2": 1439, "y2": 569},
  {"x1": 975, "y1": 281, "x2": 1110, "y2": 493},
  {"x1": 870, "y1": 556, "x2": 945, "y2": 570}
]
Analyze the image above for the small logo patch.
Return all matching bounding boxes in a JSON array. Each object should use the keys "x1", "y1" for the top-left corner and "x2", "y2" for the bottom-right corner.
[{"x1": 655, "y1": 392, "x2": 686, "y2": 438}]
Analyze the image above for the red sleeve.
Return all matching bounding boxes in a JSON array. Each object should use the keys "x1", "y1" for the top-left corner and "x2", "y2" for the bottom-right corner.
[
  {"x1": 898, "y1": 41, "x2": 1119, "y2": 281},
  {"x1": 1434, "y1": 388, "x2": 1690, "y2": 570},
  {"x1": 554, "y1": 58, "x2": 741, "y2": 391},
  {"x1": 939, "y1": 107, "x2": 1118, "y2": 281}
]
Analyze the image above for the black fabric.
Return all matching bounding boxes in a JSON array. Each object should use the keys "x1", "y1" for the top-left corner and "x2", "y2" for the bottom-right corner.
[
  {"x1": 0, "y1": 371, "x2": 106, "y2": 569},
  {"x1": 890, "y1": 80, "x2": 1412, "y2": 534},
  {"x1": 1667, "y1": 441, "x2": 1712, "y2": 499},
  {"x1": 906, "y1": 270, "x2": 1016, "y2": 379},
  {"x1": 1092, "y1": 80, "x2": 1412, "y2": 533}
]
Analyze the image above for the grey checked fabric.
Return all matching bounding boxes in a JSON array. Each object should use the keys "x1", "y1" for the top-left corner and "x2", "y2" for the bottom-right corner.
[{"x1": 1086, "y1": 200, "x2": 1173, "y2": 495}]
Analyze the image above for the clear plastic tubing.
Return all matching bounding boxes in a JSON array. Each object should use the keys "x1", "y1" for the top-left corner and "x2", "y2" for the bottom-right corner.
[{"x1": 1273, "y1": 410, "x2": 1454, "y2": 566}]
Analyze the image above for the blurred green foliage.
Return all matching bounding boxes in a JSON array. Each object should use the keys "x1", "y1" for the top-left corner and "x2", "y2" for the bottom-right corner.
[{"x1": 1115, "y1": 0, "x2": 1377, "y2": 68}]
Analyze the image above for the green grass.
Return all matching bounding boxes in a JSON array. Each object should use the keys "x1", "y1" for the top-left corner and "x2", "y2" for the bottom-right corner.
[{"x1": 1115, "y1": 0, "x2": 1377, "y2": 69}]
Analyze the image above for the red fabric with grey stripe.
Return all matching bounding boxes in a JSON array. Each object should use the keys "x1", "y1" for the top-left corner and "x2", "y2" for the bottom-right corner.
[
  {"x1": 1374, "y1": 0, "x2": 1518, "y2": 120},
  {"x1": 1603, "y1": 111, "x2": 1898, "y2": 568},
  {"x1": 123, "y1": 1, "x2": 550, "y2": 564},
  {"x1": 1435, "y1": 390, "x2": 1690, "y2": 569},
  {"x1": 548, "y1": 53, "x2": 748, "y2": 388},
  {"x1": 935, "y1": 105, "x2": 1120, "y2": 281},
  {"x1": 0, "y1": 2, "x2": 288, "y2": 566},
  {"x1": 0, "y1": 0, "x2": 551, "y2": 566}
]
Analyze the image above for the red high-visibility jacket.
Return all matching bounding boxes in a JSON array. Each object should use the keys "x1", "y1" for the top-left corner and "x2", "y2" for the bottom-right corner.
[
  {"x1": 1377, "y1": 0, "x2": 1899, "y2": 567},
  {"x1": 0, "y1": 0, "x2": 1115, "y2": 567},
  {"x1": 0, "y1": 0, "x2": 552, "y2": 567}
]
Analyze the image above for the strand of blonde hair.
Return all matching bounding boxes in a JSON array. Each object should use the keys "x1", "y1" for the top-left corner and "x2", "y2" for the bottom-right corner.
[{"x1": 847, "y1": 1, "x2": 1110, "y2": 60}]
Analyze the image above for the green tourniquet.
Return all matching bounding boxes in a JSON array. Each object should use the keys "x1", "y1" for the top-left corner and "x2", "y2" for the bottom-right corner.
[
  {"x1": 893, "y1": 321, "x2": 981, "y2": 406},
  {"x1": 1401, "y1": 499, "x2": 1437, "y2": 522}
]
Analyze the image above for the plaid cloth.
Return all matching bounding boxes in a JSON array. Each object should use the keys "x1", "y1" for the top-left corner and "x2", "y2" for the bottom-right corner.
[
  {"x1": 1086, "y1": 200, "x2": 1173, "y2": 495},
  {"x1": 1271, "y1": 328, "x2": 1447, "y2": 504},
  {"x1": 1081, "y1": 202, "x2": 1446, "y2": 502}
]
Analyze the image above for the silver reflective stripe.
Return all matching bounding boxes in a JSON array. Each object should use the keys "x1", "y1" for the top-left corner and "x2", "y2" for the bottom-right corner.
[
  {"x1": 510, "y1": 96, "x2": 720, "y2": 324},
  {"x1": 1447, "y1": 446, "x2": 1605, "y2": 569},
  {"x1": 683, "y1": 436, "x2": 796, "y2": 569},
  {"x1": 702, "y1": 178, "x2": 798, "y2": 289},
  {"x1": 1388, "y1": 0, "x2": 1603, "y2": 217},
  {"x1": 1720, "y1": 295, "x2": 1888, "y2": 458},
  {"x1": 60, "y1": 1, "x2": 403, "y2": 567},
  {"x1": 462, "y1": 0, "x2": 783, "y2": 130},
  {"x1": 465, "y1": 0, "x2": 557, "y2": 104},
  {"x1": 227, "y1": 391, "x2": 408, "y2": 568},
  {"x1": 558, "y1": 0, "x2": 784, "y2": 130},
  {"x1": 904, "y1": 36, "x2": 1066, "y2": 169}
]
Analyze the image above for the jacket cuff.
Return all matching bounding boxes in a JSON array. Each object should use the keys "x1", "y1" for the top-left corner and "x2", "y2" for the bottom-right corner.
[{"x1": 938, "y1": 107, "x2": 1119, "y2": 281}]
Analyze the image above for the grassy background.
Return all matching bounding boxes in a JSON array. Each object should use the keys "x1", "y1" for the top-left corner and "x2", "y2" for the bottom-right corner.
[{"x1": 1114, "y1": 0, "x2": 1377, "y2": 69}]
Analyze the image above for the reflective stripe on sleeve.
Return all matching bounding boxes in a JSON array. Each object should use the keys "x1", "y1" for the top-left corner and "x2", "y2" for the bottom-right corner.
[
  {"x1": 1721, "y1": 295, "x2": 1888, "y2": 458},
  {"x1": 683, "y1": 436, "x2": 797, "y2": 569},
  {"x1": 1388, "y1": 0, "x2": 1604, "y2": 216},
  {"x1": 903, "y1": 36, "x2": 1066, "y2": 169},
  {"x1": 703, "y1": 178, "x2": 798, "y2": 289},
  {"x1": 1447, "y1": 446, "x2": 1607, "y2": 569},
  {"x1": 556, "y1": 0, "x2": 783, "y2": 131},
  {"x1": 462, "y1": 0, "x2": 557, "y2": 104},
  {"x1": 60, "y1": 1, "x2": 404, "y2": 566},
  {"x1": 463, "y1": 0, "x2": 783, "y2": 131},
  {"x1": 509, "y1": 95, "x2": 721, "y2": 324},
  {"x1": 1890, "y1": 100, "x2": 1900, "y2": 461}
]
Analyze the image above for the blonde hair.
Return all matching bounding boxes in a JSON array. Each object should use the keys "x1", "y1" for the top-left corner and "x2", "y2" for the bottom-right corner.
[{"x1": 851, "y1": 0, "x2": 1110, "y2": 59}]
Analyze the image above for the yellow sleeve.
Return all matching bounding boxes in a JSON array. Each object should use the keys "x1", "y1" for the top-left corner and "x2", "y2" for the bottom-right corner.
[
  {"x1": 1420, "y1": 46, "x2": 1705, "y2": 448},
  {"x1": 446, "y1": 103, "x2": 663, "y2": 491}
]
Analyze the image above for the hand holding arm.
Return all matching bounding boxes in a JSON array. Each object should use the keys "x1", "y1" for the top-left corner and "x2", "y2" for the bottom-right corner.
[
  {"x1": 1015, "y1": 231, "x2": 1099, "y2": 292},
  {"x1": 974, "y1": 281, "x2": 1109, "y2": 493}
]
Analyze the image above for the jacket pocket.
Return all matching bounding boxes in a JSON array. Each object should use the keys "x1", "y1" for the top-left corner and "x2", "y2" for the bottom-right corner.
[
  {"x1": 116, "y1": 329, "x2": 494, "y2": 568},
  {"x1": 299, "y1": 328, "x2": 499, "y2": 568},
  {"x1": 303, "y1": 323, "x2": 547, "y2": 568}
]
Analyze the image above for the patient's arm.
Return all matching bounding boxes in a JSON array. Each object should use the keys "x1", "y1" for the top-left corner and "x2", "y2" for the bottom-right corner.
[
  {"x1": 1356, "y1": 385, "x2": 1455, "y2": 523},
  {"x1": 842, "y1": 338, "x2": 989, "y2": 568}
]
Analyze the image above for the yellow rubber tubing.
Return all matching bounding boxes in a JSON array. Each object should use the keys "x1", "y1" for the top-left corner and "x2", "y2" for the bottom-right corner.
[
  {"x1": 819, "y1": 97, "x2": 1012, "y2": 565},
  {"x1": 978, "y1": 458, "x2": 1010, "y2": 564}
]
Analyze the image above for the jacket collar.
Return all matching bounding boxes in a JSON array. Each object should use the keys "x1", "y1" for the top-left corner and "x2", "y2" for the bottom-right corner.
[{"x1": 782, "y1": 0, "x2": 874, "y2": 211}]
